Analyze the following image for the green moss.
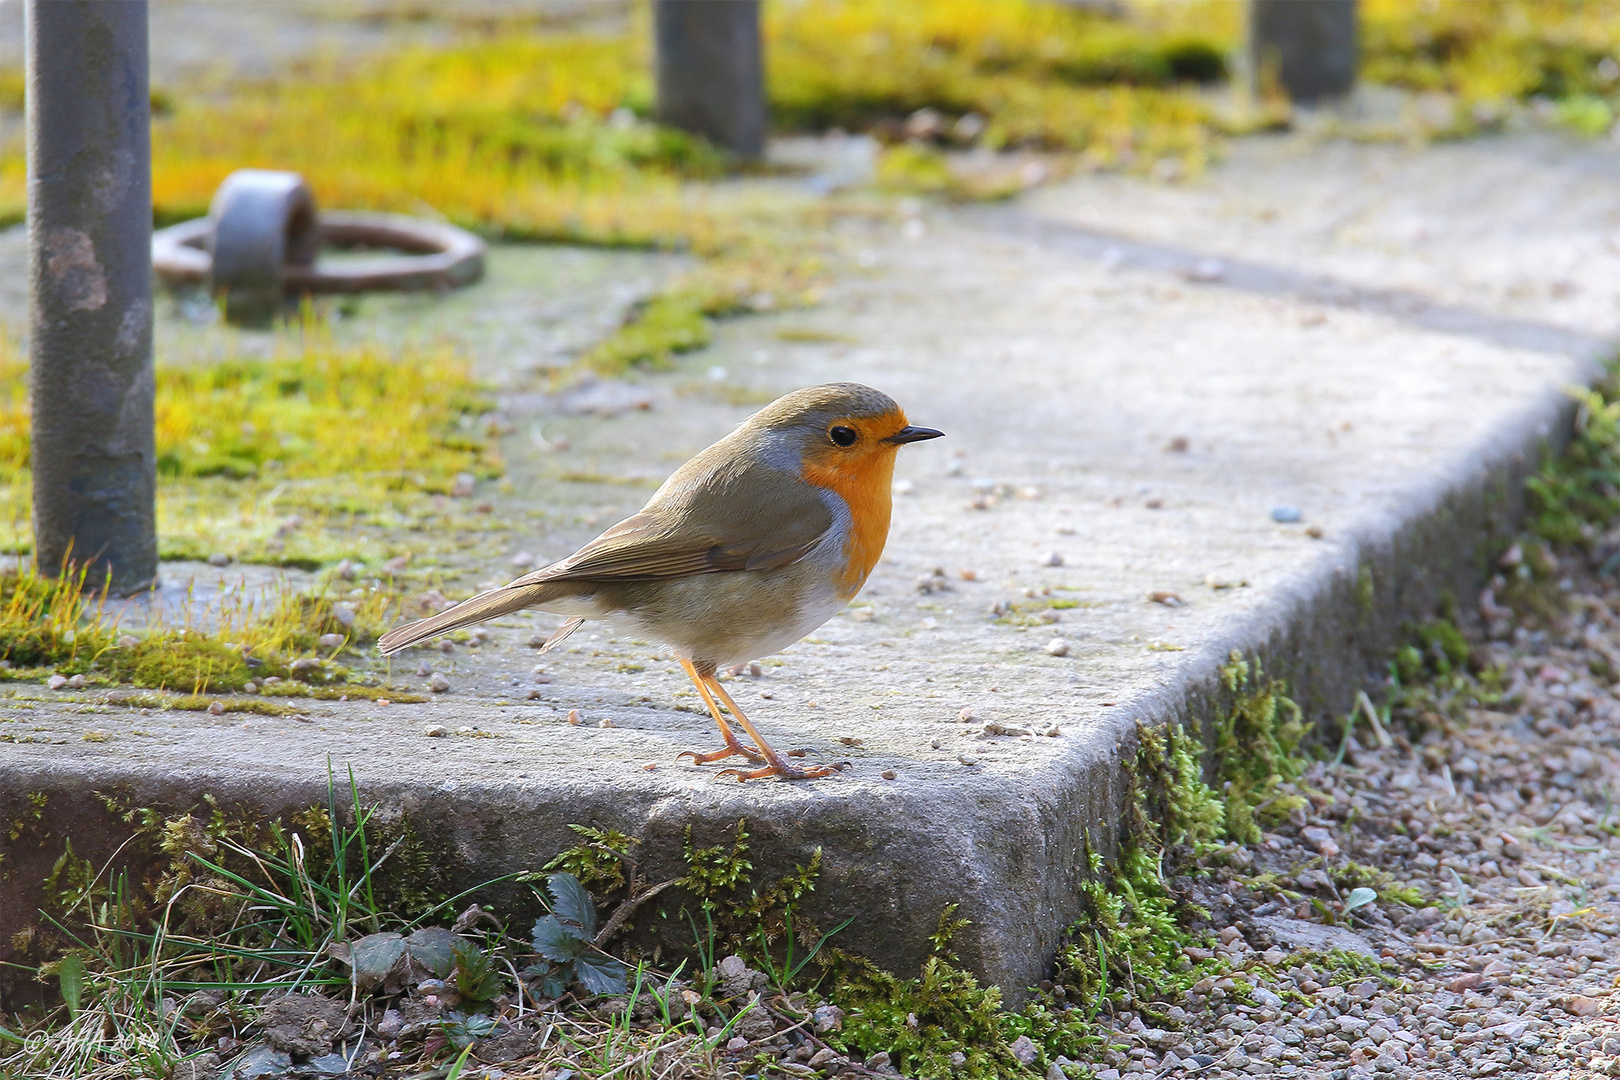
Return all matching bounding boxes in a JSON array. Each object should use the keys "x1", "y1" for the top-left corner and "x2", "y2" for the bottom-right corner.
[
  {"x1": 545, "y1": 823, "x2": 638, "y2": 893},
  {"x1": 1527, "y1": 369, "x2": 1620, "y2": 545},
  {"x1": 1214, "y1": 654, "x2": 1306, "y2": 845},
  {"x1": 1395, "y1": 618, "x2": 1471, "y2": 684}
]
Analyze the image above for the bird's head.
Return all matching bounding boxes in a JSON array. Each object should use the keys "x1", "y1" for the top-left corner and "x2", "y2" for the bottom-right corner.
[{"x1": 747, "y1": 383, "x2": 943, "y2": 485}]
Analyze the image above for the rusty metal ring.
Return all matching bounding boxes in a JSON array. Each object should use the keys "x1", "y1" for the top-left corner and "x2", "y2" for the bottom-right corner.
[{"x1": 153, "y1": 211, "x2": 486, "y2": 295}]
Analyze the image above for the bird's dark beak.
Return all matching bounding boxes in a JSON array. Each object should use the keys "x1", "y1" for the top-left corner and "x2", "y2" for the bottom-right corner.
[{"x1": 884, "y1": 425, "x2": 945, "y2": 445}]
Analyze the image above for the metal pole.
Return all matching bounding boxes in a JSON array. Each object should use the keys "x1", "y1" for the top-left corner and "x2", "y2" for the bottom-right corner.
[
  {"x1": 653, "y1": 0, "x2": 767, "y2": 159},
  {"x1": 26, "y1": 0, "x2": 158, "y2": 595},
  {"x1": 1250, "y1": 0, "x2": 1358, "y2": 105}
]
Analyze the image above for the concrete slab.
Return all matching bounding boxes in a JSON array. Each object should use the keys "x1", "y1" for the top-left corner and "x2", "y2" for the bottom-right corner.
[{"x1": 5, "y1": 130, "x2": 1619, "y2": 998}]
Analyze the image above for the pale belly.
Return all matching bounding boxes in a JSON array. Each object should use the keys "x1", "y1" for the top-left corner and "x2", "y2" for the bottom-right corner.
[{"x1": 530, "y1": 551, "x2": 856, "y2": 667}]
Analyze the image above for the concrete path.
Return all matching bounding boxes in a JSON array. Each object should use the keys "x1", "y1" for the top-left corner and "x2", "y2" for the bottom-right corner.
[{"x1": 5, "y1": 130, "x2": 1619, "y2": 993}]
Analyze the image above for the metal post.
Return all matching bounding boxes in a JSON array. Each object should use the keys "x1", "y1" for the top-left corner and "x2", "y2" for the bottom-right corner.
[
  {"x1": 26, "y1": 0, "x2": 158, "y2": 595},
  {"x1": 653, "y1": 0, "x2": 767, "y2": 159},
  {"x1": 1250, "y1": 0, "x2": 1358, "y2": 105}
]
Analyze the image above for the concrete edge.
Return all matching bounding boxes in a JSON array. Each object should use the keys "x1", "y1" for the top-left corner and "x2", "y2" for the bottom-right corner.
[{"x1": 0, "y1": 372, "x2": 1604, "y2": 1009}]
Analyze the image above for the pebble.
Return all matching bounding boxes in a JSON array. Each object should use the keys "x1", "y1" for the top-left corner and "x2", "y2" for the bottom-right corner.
[
  {"x1": 525, "y1": 688, "x2": 542, "y2": 700},
  {"x1": 207, "y1": 552, "x2": 232, "y2": 567},
  {"x1": 46, "y1": 674, "x2": 67, "y2": 690},
  {"x1": 882, "y1": 770, "x2": 897, "y2": 780},
  {"x1": 116, "y1": 634, "x2": 139, "y2": 649},
  {"x1": 567, "y1": 709, "x2": 583, "y2": 725},
  {"x1": 428, "y1": 673, "x2": 450, "y2": 693},
  {"x1": 424, "y1": 726, "x2": 446, "y2": 738},
  {"x1": 1039, "y1": 551, "x2": 1064, "y2": 567},
  {"x1": 208, "y1": 701, "x2": 225, "y2": 716},
  {"x1": 330, "y1": 603, "x2": 356, "y2": 628},
  {"x1": 1270, "y1": 504, "x2": 1303, "y2": 523},
  {"x1": 1046, "y1": 637, "x2": 1071, "y2": 657},
  {"x1": 317, "y1": 633, "x2": 344, "y2": 649}
]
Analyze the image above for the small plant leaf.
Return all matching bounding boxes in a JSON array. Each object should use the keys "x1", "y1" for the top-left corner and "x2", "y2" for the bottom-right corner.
[
  {"x1": 348, "y1": 932, "x2": 407, "y2": 993},
  {"x1": 407, "y1": 926, "x2": 459, "y2": 978},
  {"x1": 531, "y1": 915, "x2": 584, "y2": 962},
  {"x1": 572, "y1": 950, "x2": 629, "y2": 996},
  {"x1": 58, "y1": 954, "x2": 85, "y2": 1018},
  {"x1": 1344, "y1": 887, "x2": 1378, "y2": 913},
  {"x1": 547, "y1": 872, "x2": 598, "y2": 938},
  {"x1": 451, "y1": 938, "x2": 505, "y2": 1002}
]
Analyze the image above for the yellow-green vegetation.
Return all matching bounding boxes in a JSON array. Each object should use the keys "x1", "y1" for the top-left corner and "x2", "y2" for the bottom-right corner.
[
  {"x1": 1362, "y1": 0, "x2": 1620, "y2": 132},
  {"x1": 1213, "y1": 653, "x2": 1308, "y2": 845},
  {"x1": 0, "y1": 557, "x2": 400, "y2": 694},
  {"x1": 0, "y1": 331, "x2": 501, "y2": 566}
]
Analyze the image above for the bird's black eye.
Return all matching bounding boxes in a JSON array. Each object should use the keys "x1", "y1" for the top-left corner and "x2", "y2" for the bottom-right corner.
[{"x1": 829, "y1": 426, "x2": 858, "y2": 447}]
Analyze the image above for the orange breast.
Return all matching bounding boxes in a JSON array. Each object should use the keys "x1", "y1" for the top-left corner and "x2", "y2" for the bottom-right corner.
[{"x1": 802, "y1": 450, "x2": 896, "y2": 599}]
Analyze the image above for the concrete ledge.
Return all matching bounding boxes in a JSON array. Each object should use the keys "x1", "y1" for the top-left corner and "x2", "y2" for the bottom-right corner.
[{"x1": 3, "y1": 152, "x2": 1614, "y2": 1003}]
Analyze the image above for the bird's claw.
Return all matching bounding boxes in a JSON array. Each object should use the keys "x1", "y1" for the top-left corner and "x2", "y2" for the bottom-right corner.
[
  {"x1": 718, "y1": 761, "x2": 841, "y2": 782},
  {"x1": 678, "y1": 744, "x2": 765, "y2": 765}
]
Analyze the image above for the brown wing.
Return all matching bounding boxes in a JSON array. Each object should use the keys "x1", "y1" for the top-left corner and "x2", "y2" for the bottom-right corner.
[{"x1": 509, "y1": 456, "x2": 835, "y2": 586}]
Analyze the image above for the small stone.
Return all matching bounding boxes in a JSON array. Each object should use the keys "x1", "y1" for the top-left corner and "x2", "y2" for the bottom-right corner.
[
  {"x1": 334, "y1": 560, "x2": 357, "y2": 581},
  {"x1": 424, "y1": 726, "x2": 446, "y2": 737},
  {"x1": 526, "y1": 688, "x2": 541, "y2": 700},
  {"x1": 725, "y1": 1036, "x2": 748, "y2": 1051},
  {"x1": 850, "y1": 606, "x2": 877, "y2": 622},
  {"x1": 1305, "y1": 523, "x2": 1325, "y2": 538},
  {"x1": 958, "y1": 754, "x2": 979, "y2": 766},
  {"x1": 1046, "y1": 637, "x2": 1071, "y2": 657},
  {"x1": 116, "y1": 634, "x2": 139, "y2": 649},
  {"x1": 243, "y1": 681, "x2": 257, "y2": 693},
  {"x1": 959, "y1": 707, "x2": 974, "y2": 721},
  {"x1": 1039, "y1": 551, "x2": 1064, "y2": 567},
  {"x1": 428, "y1": 673, "x2": 450, "y2": 693},
  {"x1": 66, "y1": 674, "x2": 86, "y2": 689},
  {"x1": 208, "y1": 701, "x2": 225, "y2": 716},
  {"x1": 809, "y1": 1046, "x2": 839, "y2": 1067},
  {"x1": 1009, "y1": 1035, "x2": 1038, "y2": 1065},
  {"x1": 812, "y1": 1004, "x2": 844, "y2": 1034},
  {"x1": 1149, "y1": 590, "x2": 1184, "y2": 606},
  {"x1": 438, "y1": 640, "x2": 455, "y2": 654},
  {"x1": 330, "y1": 603, "x2": 356, "y2": 628},
  {"x1": 1271, "y1": 505, "x2": 1303, "y2": 523},
  {"x1": 643, "y1": 762, "x2": 658, "y2": 771},
  {"x1": 1566, "y1": 995, "x2": 1602, "y2": 1016},
  {"x1": 374, "y1": 1009, "x2": 403, "y2": 1038},
  {"x1": 290, "y1": 657, "x2": 321, "y2": 672},
  {"x1": 317, "y1": 633, "x2": 344, "y2": 648},
  {"x1": 749, "y1": 662, "x2": 762, "y2": 676},
  {"x1": 567, "y1": 709, "x2": 583, "y2": 725},
  {"x1": 46, "y1": 674, "x2": 67, "y2": 690},
  {"x1": 207, "y1": 552, "x2": 232, "y2": 567},
  {"x1": 599, "y1": 718, "x2": 615, "y2": 728},
  {"x1": 375, "y1": 699, "x2": 388, "y2": 707},
  {"x1": 882, "y1": 770, "x2": 897, "y2": 780}
]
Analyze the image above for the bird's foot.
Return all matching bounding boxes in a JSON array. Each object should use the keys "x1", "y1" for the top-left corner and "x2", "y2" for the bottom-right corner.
[
  {"x1": 678, "y1": 743, "x2": 765, "y2": 765},
  {"x1": 718, "y1": 761, "x2": 841, "y2": 782}
]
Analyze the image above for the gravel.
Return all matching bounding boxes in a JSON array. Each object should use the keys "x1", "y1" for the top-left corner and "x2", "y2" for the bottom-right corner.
[{"x1": 1084, "y1": 547, "x2": 1620, "y2": 1080}]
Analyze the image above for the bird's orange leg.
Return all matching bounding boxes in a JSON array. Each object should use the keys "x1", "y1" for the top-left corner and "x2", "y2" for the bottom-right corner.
[
  {"x1": 703, "y1": 674, "x2": 839, "y2": 782},
  {"x1": 675, "y1": 658, "x2": 765, "y2": 765}
]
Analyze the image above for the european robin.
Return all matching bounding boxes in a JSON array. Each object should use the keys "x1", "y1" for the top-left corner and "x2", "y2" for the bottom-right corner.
[{"x1": 378, "y1": 383, "x2": 943, "y2": 780}]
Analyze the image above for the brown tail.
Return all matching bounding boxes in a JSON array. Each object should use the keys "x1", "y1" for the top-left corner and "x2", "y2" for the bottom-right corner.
[{"x1": 378, "y1": 583, "x2": 561, "y2": 655}]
